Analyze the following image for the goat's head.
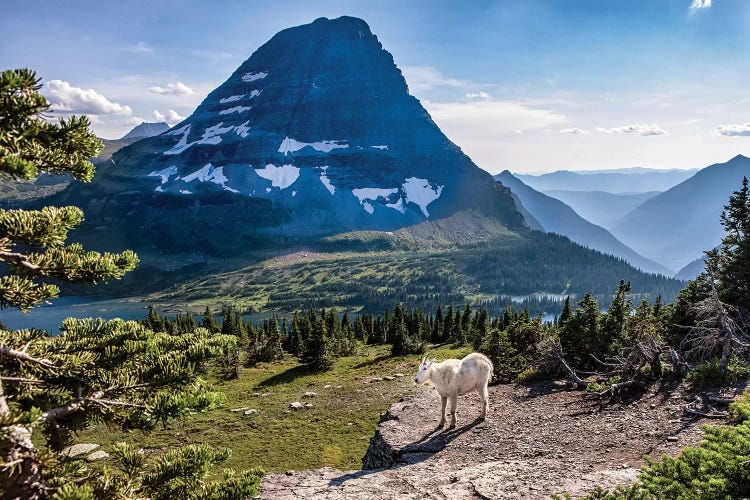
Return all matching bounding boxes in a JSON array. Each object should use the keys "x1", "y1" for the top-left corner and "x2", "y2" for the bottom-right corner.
[{"x1": 414, "y1": 355, "x2": 433, "y2": 384}]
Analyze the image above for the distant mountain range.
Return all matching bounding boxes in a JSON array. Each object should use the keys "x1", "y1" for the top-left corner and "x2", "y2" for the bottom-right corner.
[
  {"x1": 675, "y1": 257, "x2": 705, "y2": 281},
  {"x1": 613, "y1": 154, "x2": 750, "y2": 272},
  {"x1": 495, "y1": 171, "x2": 670, "y2": 275},
  {"x1": 543, "y1": 190, "x2": 659, "y2": 231},
  {"x1": 516, "y1": 168, "x2": 697, "y2": 194},
  {"x1": 121, "y1": 121, "x2": 169, "y2": 140}
]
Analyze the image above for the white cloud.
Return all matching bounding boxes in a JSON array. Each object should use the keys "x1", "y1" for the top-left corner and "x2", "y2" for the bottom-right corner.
[
  {"x1": 689, "y1": 0, "x2": 712, "y2": 9},
  {"x1": 466, "y1": 92, "x2": 490, "y2": 101},
  {"x1": 149, "y1": 81, "x2": 194, "y2": 95},
  {"x1": 401, "y1": 66, "x2": 468, "y2": 93},
  {"x1": 153, "y1": 109, "x2": 186, "y2": 124},
  {"x1": 44, "y1": 80, "x2": 132, "y2": 115},
  {"x1": 560, "y1": 127, "x2": 587, "y2": 134},
  {"x1": 425, "y1": 99, "x2": 567, "y2": 137},
  {"x1": 124, "y1": 41, "x2": 154, "y2": 53},
  {"x1": 167, "y1": 109, "x2": 186, "y2": 122},
  {"x1": 124, "y1": 116, "x2": 146, "y2": 126},
  {"x1": 596, "y1": 124, "x2": 668, "y2": 136},
  {"x1": 716, "y1": 122, "x2": 750, "y2": 136},
  {"x1": 192, "y1": 49, "x2": 233, "y2": 60}
]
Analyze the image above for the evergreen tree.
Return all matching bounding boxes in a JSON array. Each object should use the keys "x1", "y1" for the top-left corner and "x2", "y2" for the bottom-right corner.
[
  {"x1": 143, "y1": 305, "x2": 164, "y2": 332},
  {"x1": 601, "y1": 280, "x2": 632, "y2": 350},
  {"x1": 0, "y1": 69, "x2": 261, "y2": 497},
  {"x1": 433, "y1": 305, "x2": 444, "y2": 343},
  {"x1": 302, "y1": 320, "x2": 333, "y2": 370},
  {"x1": 715, "y1": 176, "x2": 750, "y2": 311},
  {"x1": 200, "y1": 306, "x2": 221, "y2": 333}
]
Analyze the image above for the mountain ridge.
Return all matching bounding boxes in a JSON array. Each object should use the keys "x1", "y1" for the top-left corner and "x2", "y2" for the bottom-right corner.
[
  {"x1": 495, "y1": 171, "x2": 671, "y2": 275},
  {"x1": 613, "y1": 154, "x2": 750, "y2": 271}
]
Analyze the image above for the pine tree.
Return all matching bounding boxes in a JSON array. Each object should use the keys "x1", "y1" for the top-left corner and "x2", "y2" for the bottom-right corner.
[
  {"x1": 715, "y1": 176, "x2": 750, "y2": 311},
  {"x1": 0, "y1": 69, "x2": 261, "y2": 497},
  {"x1": 200, "y1": 306, "x2": 221, "y2": 333},
  {"x1": 302, "y1": 319, "x2": 333, "y2": 370}
]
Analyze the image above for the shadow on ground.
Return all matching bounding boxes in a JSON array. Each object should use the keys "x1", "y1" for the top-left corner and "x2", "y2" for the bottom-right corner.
[{"x1": 328, "y1": 419, "x2": 482, "y2": 487}]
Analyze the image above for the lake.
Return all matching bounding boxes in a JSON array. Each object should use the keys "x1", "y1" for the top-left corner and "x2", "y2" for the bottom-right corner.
[{"x1": 0, "y1": 297, "x2": 156, "y2": 333}]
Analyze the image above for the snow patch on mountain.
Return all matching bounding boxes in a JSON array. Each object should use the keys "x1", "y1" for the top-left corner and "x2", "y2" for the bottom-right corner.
[
  {"x1": 403, "y1": 177, "x2": 444, "y2": 217},
  {"x1": 182, "y1": 164, "x2": 239, "y2": 193},
  {"x1": 163, "y1": 122, "x2": 243, "y2": 155},
  {"x1": 242, "y1": 71, "x2": 268, "y2": 82},
  {"x1": 219, "y1": 105, "x2": 252, "y2": 115},
  {"x1": 248, "y1": 89, "x2": 262, "y2": 98},
  {"x1": 371, "y1": 145, "x2": 388, "y2": 150},
  {"x1": 278, "y1": 136, "x2": 348, "y2": 155},
  {"x1": 235, "y1": 121, "x2": 251, "y2": 138},
  {"x1": 179, "y1": 190, "x2": 192, "y2": 195},
  {"x1": 352, "y1": 187, "x2": 399, "y2": 214},
  {"x1": 164, "y1": 125, "x2": 192, "y2": 155},
  {"x1": 255, "y1": 163, "x2": 300, "y2": 189},
  {"x1": 386, "y1": 197, "x2": 406, "y2": 213},
  {"x1": 220, "y1": 94, "x2": 244, "y2": 103},
  {"x1": 148, "y1": 165, "x2": 178, "y2": 184},
  {"x1": 319, "y1": 166, "x2": 335, "y2": 195}
]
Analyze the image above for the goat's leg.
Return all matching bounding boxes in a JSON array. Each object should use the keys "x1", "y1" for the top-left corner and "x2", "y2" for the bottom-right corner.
[
  {"x1": 449, "y1": 394, "x2": 458, "y2": 428},
  {"x1": 439, "y1": 395, "x2": 447, "y2": 428},
  {"x1": 478, "y1": 383, "x2": 489, "y2": 420}
]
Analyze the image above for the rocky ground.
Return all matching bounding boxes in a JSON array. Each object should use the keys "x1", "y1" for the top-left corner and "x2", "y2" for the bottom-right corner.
[{"x1": 261, "y1": 380, "x2": 744, "y2": 499}]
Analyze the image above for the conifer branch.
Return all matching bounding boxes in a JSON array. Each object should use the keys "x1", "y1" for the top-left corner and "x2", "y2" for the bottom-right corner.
[{"x1": 0, "y1": 345, "x2": 56, "y2": 369}]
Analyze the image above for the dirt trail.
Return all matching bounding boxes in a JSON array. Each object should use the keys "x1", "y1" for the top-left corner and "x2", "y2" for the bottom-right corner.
[{"x1": 261, "y1": 381, "x2": 737, "y2": 499}]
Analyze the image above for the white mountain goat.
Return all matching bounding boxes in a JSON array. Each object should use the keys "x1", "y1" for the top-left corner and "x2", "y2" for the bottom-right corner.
[{"x1": 414, "y1": 352, "x2": 493, "y2": 428}]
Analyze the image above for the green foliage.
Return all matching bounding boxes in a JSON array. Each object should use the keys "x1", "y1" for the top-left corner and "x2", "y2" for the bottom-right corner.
[
  {"x1": 578, "y1": 398, "x2": 750, "y2": 499},
  {"x1": 0, "y1": 68, "x2": 263, "y2": 498},
  {"x1": 0, "y1": 70, "x2": 137, "y2": 312},
  {"x1": 0, "y1": 69, "x2": 101, "y2": 182}
]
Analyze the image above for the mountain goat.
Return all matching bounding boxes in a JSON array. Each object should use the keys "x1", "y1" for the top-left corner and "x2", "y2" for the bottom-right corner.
[{"x1": 414, "y1": 352, "x2": 493, "y2": 428}]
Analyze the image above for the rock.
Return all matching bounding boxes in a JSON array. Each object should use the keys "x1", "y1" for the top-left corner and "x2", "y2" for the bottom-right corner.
[
  {"x1": 61, "y1": 443, "x2": 99, "y2": 457},
  {"x1": 87, "y1": 450, "x2": 110, "y2": 461},
  {"x1": 261, "y1": 392, "x2": 270, "y2": 397},
  {"x1": 384, "y1": 376, "x2": 395, "y2": 381},
  {"x1": 336, "y1": 385, "x2": 343, "y2": 389},
  {"x1": 394, "y1": 373, "x2": 404, "y2": 378},
  {"x1": 305, "y1": 403, "x2": 314, "y2": 409},
  {"x1": 371, "y1": 377, "x2": 383, "y2": 382},
  {"x1": 667, "y1": 435, "x2": 678, "y2": 442},
  {"x1": 324, "y1": 384, "x2": 332, "y2": 389},
  {"x1": 244, "y1": 409, "x2": 259, "y2": 415},
  {"x1": 230, "y1": 407, "x2": 251, "y2": 412},
  {"x1": 289, "y1": 402, "x2": 305, "y2": 410},
  {"x1": 303, "y1": 391, "x2": 317, "y2": 398}
]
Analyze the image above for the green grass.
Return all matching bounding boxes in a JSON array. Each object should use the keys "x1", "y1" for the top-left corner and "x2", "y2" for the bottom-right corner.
[{"x1": 76, "y1": 344, "x2": 472, "y2": 472}]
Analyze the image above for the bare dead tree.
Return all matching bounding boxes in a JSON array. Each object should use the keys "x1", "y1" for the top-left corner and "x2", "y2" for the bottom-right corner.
[
  {"x1": 537, "y1": 337, "x2": 589, "y2": 388},
  {"x1": 680, "y1": 271, "x2": 750, "y2": 377}
]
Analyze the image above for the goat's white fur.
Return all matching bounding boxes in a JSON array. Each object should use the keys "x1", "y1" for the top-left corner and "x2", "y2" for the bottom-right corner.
[{"x1": 414, "y1": 352, "x2": 493, "y2": 428}]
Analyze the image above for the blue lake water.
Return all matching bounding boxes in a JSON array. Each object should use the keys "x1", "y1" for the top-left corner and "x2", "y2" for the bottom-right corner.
[{"x1": 0, "y1": 297, "x2": 154, "y2": 333}]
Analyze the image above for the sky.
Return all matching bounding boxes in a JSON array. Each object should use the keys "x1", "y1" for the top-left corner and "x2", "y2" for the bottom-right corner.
[{"x1": 2, "y1": 0, "x2": 750, "y2": 174}]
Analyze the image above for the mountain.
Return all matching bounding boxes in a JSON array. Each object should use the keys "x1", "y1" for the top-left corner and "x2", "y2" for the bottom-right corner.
[
  {"x1": 543, "y1": 190, "x2": 659, "y2": 231},
  {"x1": 121, "y1": 121, "x2": 169, "y2": 140},
  {"x1": 495, "y1": 171, "x2": 670, "y2": 275},
  {"x1": 675, "y1": 257, "x2": 705, "y2": 281},
  {"x1": 516, "y1": 169, "x2": 696, "y2": 194},
  {"x1": 613, "y1": 154, "x2": 750, "y2": 271},
  {"x1": 49, "y1": 16, "x2": 521, "y2": 264}
]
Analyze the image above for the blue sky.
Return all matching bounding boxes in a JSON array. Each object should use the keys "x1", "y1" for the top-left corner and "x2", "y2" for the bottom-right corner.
[{"x1": 2, "y1": 0, "x2": 750, "y2": 173}]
